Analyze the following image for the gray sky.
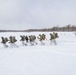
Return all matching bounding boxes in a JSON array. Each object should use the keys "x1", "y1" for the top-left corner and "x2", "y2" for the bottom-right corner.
[{"x1": 0, "y1": 0, "x2": 76, "y2": 30}]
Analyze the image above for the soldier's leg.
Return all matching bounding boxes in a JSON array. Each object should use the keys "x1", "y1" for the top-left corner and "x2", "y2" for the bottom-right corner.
[
  {"x1": 33, "y1": 40, "x2": 37, "y2": 44},
  {"x1": 22, "y1": 41, "x2": 27, "y2": 46},
  {"x1": 3, "y1": 43, "x2": 8, "y2": 48},
  {"x1": 54, "y1": 39, "x2": 57, "y2": 45},
  {"x1": 13, "y1": 43, "x2": 18, "y2": 47},
  {"x1": 26, "y1": 40, "x2": 28, "y2": 43},
  {"x1": 30, "y1": 41, "x2": 34, "y2": 45},
  {"x1": 22, "y1": 41, "x2": 24, "y2": 46},
  {"x1": 41, "y1": 40, "x2": 45, "y2": 45},
  {"x1": 50, "y1": 39, "x2": 54, "y2": 45},
  {"x1": 10, "y1": 43, "x2": 13, "y2": 48}
]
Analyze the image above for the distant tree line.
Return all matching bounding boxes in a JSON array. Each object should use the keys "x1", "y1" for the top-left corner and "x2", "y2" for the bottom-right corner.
[
  {"x1": 25, "y1": 25, "x2": 76, "y2": 32},
  {"x1": 0, "y1": 24, "x2": 76, "y2": 32}
]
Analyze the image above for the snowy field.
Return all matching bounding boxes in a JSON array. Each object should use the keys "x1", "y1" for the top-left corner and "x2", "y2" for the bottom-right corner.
[{"x1": 0, "y1": 32, "x2": 76, "y2": 75}]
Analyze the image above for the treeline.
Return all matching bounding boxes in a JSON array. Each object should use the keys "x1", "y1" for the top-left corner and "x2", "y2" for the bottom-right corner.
[
  {"x1": 0, "y1": 25, "x2": 76, "y2": 32},
  {"x1": 0, "y1": 30, "x2": 25, "y2": 32}
]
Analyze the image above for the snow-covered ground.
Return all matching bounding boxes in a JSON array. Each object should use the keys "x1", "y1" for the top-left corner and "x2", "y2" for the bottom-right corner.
[{"x1": 0, "y1": 32, "x2": 76, "y2": 75}]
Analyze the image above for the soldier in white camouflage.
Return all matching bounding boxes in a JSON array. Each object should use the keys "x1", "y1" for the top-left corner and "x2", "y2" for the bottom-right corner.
[
  {"x1": 1, "y1": 37, "x2": 8, "y2": 48},
  {"x1": 9, "y1": 36, "x2": 18, "y2": 47},
  {"x1": 38, "y1": 34, "x2": 46, "y2": 45},
  {"x1": 29, "y1": 35, "x2": 37, "y2": 45},
  {"x1": 20, "y1": 35, "x2": 27, "y2": 46},
  {"x1": 50, "y1": 32, "x2": 59, "y2": 45}
]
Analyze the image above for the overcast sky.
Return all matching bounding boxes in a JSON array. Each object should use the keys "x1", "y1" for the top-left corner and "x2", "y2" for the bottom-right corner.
[{"x1": 0, "y1": 0, "x2": 76, "y2": 30}]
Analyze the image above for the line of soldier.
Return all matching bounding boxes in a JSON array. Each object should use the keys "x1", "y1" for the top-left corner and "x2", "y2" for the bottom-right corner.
[
  {"x1": 1, "y1": 32, "x2": 59, "y2": 48},
  {"x1": 20, "y1": 35, "x2": 37, "y2": 46},
  {"x1": 1, "y1": 36, "x2": 18, "y2": 48}
]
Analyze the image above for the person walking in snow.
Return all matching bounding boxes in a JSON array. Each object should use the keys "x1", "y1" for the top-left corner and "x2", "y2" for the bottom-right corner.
[
  {"x1": 1, "y1": 37, "x2": 8, "y2": 48},
  {"x1": 25, "y1": 35, "x2": 29, "y2": 43},
  {"x1": 50, "y1": 32, "x2": 59, "y2": 45},
  {"x1": 29, "y1": 35, "x2": 37, "y2": 45},
  {"x1": 37, "y1": 34, "x2": 46, "y2": 45},
  {"x1": 20, "y1": 35, "x2": 27, "y2": 46},
  {"x1": 9, "y1": 36, "x2": 18, "y2": 48}
]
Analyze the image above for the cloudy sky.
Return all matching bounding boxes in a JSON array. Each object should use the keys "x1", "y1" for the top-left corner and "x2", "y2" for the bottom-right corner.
[{"x1": 0, "y1": 0, "x2": 76, "y2": 30}]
